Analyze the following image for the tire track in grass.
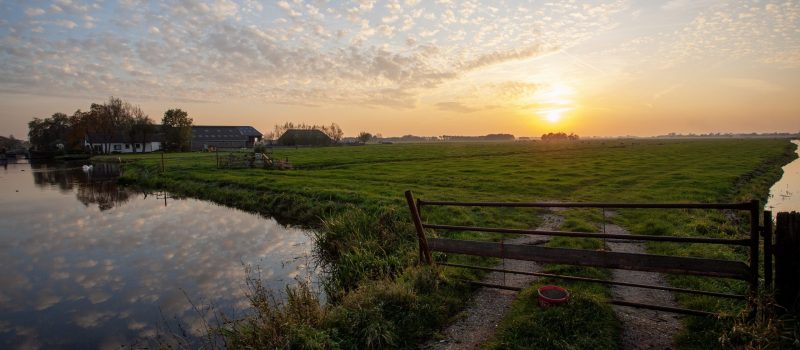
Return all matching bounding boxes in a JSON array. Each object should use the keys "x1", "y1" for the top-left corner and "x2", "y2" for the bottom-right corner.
[{"x1": 425, "y1": 213, "x2": 563, "y2": 350}]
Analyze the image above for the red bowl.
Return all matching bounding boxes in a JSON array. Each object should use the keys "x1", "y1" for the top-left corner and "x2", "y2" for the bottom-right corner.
[{"x1": 537, "y1": 285, "x2": 569, "y2": 307}]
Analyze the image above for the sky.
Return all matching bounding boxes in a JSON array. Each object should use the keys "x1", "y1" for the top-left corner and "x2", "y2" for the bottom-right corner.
[{"x1": 0, "y1": 0, "x2": 798, "y2": 139}]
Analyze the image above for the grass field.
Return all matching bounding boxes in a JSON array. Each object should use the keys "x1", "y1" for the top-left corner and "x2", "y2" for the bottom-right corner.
[{"x1": 100, "y1": 138, "x2": 797, "y2": 349}]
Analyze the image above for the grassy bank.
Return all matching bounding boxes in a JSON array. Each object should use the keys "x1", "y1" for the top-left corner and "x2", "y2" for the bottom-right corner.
[{"x1": 100, "y1": 138, "x2": 797, "y2": 348}]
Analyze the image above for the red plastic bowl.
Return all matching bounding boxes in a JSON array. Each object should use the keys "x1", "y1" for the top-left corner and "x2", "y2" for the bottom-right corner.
[{"x1": 537, "y1": 285, "x2": 569, "y2": 307}]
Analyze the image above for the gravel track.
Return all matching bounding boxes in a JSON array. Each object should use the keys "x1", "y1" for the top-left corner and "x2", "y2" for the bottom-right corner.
[
  {"x1": 424, "y1": 214, "x2": 563, "y2": 350},
  {"x1": 604, "y1": 219, "x2": 682, "y2": 350}
]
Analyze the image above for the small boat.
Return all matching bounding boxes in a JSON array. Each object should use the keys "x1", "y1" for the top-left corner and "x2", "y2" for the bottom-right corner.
[{"x1": 82, "y1": 164, "x2": 93, "y2": 172}]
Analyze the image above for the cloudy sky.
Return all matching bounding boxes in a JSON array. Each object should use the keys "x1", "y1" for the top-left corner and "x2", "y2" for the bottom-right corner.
[{"x1": 0, "y1": 0, "x2": 798, "y2": 138}]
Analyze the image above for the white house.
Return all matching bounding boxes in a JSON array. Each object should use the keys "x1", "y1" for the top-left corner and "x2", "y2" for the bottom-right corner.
[{"x1": 85, "y1": 132, "x2": 162, "y2": 154}]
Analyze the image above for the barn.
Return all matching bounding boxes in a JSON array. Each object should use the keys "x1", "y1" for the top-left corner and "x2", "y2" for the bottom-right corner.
[
  {"x1": 191, "y1": 126, "x2": 263, "y2": 151},
  {"x1": 276, "y1": 129, "x2": 333, "y2": 146}
]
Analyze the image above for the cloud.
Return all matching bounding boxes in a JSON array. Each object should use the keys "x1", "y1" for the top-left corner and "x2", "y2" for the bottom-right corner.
[
  {"x1": 25, "y1": 8, "x2": 46, "y2": 17},
  {"x1": 55, "y1": 19, "x2": 78, "y2": 29},
  {"x1": 460, "y1": 45, "x2": 546, "y2": 71},
  {"x1": 0, "y1": 0, "x2": 628, "y2": 108},
  {"x1": 614, "y1": 1, "x2": 800, "y2": 72},
  {"x1": 435, "y1": 101, "x2": 478, "y2": 113},
  {"x1": 720, "y1": 78, "x2": 782, "y2": 93}
]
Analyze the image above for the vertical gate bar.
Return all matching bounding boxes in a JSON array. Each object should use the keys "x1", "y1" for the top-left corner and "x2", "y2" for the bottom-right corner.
[
  {"x1": 763, "y1": 210, "x2": 773, "y2": 289},
  {"x1": 405, "y1": 190, "x2": 433, "y2": 264},
  {"x1": 415, "y1": 198, "x2": 425, "y2": 263},
  {"x1": 749, "y1": 200, "x2": 760, "y2": 309}
]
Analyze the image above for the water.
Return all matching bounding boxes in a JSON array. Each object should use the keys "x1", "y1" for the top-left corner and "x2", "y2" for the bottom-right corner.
[
  {"x1": 0, "y1": 161, "x2": 317, "y2": 349},
  {"x1": 766, "y1": 140, "x2": 800, "y2": 215}
]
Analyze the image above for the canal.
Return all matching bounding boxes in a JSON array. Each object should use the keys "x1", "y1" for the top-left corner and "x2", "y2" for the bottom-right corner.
[
  {"x1": 766, "y1": 140, "x2": 800, "y2": 215},
  {"x1": 0, "y1": 161, "x2": 316, "y2": 349}
]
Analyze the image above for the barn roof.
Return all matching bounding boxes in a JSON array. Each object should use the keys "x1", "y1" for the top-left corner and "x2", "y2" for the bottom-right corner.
[
  {"x1": 277, "y1": 129, "x2": 332, "y2": 145},
  {"x1": 278, "y1": 129, "x2": 331, "y2": 140},
  {"x1": 191, "y1": 125, "x2": 263, "y2": 140}
]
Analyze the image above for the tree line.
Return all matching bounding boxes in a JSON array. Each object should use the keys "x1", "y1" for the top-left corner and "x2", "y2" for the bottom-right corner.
[
  {"x1": 541, "y1": 132, "x2": 579, "y2": 141},
  {"x1": 28, "y1": 97, "x2": 193, "y2": 154}
]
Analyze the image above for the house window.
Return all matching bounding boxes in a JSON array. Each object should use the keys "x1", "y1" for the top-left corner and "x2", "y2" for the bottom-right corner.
[
  {"x1": 135, "y1": 144, "x2": 140, "y2": 149},
  {"x1": 125, "y1": 144, "x2": 130, "y2": 149},
  {"x1": 113, "y1": 145, "x2": 122, "y2": 150}
]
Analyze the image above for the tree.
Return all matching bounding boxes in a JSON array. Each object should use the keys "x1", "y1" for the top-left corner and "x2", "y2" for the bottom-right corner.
[
  {"x1": 162, "y1": 109, "x2": 193, "y2": 151},
  {"x1": 65, "y1": 110, "x2": 89, "y2": 151},
  {"x1": 541, "y1": 132, "x2": 579, "y2": 141},
  {"x1": 84, "y1": 103, "x2": 114, "y2": 154},
  {"x1": 27, "y1": 113, "x2": 71, "y2": 151},
  {"x1": 357, "y1": 132, "x2": 373, "y2": 143},
  {"x1": 133, "y1": 115, "x2": 156, "y2": 153},
  {"x1": 84, "y1": 97, "x2": 135, "y2": 154},
  {"x1": 321, "y1": 123, "x2": 343, "y2": 143},
  {"x1": 127, "y1": 106, "x2": 155, "y2": 153}
]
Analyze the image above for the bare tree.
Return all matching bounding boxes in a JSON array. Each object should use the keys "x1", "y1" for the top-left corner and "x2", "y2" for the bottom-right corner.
[{"x1": 357, "y1": 132, "x2": 373, "y2": 143}]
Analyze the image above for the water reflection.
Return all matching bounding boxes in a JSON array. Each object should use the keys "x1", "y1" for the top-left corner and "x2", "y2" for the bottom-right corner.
[
  {"x1": 767, "y1": 140, "x2": 800, "y2": 215},
  {"x1": 29, "y1": 162, "x2": 133, "y2": 211},
  {"x1": 0, "y1": 162, "x2": 316, "y2": 349}
]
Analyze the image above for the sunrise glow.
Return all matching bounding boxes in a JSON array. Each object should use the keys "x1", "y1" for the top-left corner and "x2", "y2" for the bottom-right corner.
[
  {"x1": 0, "y1": 1, "x2": 798, "y2": 138},
  {"x1": 541, "y1": 108, "x2": 571, "y2": 124}
]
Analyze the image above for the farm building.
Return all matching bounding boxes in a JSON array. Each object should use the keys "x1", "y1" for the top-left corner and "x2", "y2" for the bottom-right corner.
[
  {"x1": 85, "y1": 132, "x2": 162, "y2": 154},
  {"x1": 191, "y1": 126, "x2": 263, "y2": 151},
  {"x1": 277, "y1": 129, "x2": 332, "y2": 146}
]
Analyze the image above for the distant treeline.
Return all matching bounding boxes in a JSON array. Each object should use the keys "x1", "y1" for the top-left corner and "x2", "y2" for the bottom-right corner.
[
  {"x1": 440, "y1": 134, "x2": 515, "y2": 141},
  {"x1": 0, "y1": 135, "x2": 26, "y2": 152},
  {"x1": 541, "y1": 132, "x2": 579, "y2": 141},
  {"x1": 656, "y1": 132, "x2": 800, "y2": 139},
  {"x1": 379, "y1": 133, "x2": 516, "y2": 143}
]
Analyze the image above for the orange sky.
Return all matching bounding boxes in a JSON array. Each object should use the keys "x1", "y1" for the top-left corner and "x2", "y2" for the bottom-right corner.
[{"x1": 1, "y1": 1, "x2": 798, "y2": 139}]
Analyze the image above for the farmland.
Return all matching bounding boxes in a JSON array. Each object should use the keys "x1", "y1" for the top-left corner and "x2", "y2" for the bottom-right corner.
[{"x1": 101, "y1": 138, "x2": 796, "y2": 349}]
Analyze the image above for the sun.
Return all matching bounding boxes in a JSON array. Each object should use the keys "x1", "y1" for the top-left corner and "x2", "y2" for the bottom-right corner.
[
  {"x1": 531, "y1": 83, "x2": 575, "y2": 124},
  {"x1": 539, "y1": 107, "x2": 571, "y2": 124},
  {"x1": 545, "y1": 109, "x2": 563, "y2": 123}
]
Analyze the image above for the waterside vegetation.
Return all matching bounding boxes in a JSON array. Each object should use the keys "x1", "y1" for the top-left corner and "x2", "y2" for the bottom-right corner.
[{"x1": 98, "y1": 138, "x2": 798, "y2": 349}]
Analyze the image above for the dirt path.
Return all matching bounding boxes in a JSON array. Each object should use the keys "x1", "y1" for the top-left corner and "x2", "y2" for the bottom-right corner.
[
  {"x1": 424, "y1": 214, "x2": 563, "y2": 350},
  {"x1": 603, "y1": 220, "x2": 682, "y2": 350}
]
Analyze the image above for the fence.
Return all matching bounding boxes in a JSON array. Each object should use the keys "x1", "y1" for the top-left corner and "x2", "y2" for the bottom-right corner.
[
  {"x1": 112, "y1": 149, "x2": 292, "y2": 175},
  {"x1": 404, "y1": 190, "x2": 776, "y2": 317}
]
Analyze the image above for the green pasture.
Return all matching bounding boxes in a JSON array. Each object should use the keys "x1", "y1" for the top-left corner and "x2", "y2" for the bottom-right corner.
[{"x1": 99, "y1": 138, "x2": 797, "y2": 349}]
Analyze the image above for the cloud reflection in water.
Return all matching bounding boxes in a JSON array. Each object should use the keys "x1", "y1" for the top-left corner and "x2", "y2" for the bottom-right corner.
[{"x1": 0, "y1": 163, "x2": 316, "y2": 348}]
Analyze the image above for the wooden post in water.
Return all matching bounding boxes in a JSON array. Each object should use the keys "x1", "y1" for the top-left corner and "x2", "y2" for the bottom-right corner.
[
  {"x1": 405, "y1": 190, "x2": 432, "y2": 264},
  {"x1": 775, "y1": 211, "x2": 800, "y2": 312}
]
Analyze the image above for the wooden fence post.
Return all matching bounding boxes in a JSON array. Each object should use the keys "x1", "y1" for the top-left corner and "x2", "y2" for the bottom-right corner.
[
  {"x1": 748, "y1": 199, "x2": 760, "y2": 307},
  {"x1": 161, "y1": 151, "x2": 165, "y2": 173},
  {"x1": 405, "y1": 190, "x2": 433, "y2": 264},
  {"x1": 763, "y1": 210, "x2": 773, "y2": 289},
  {"x1": 775, "y1": 211, "x2": 800, "y2": 311}
]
